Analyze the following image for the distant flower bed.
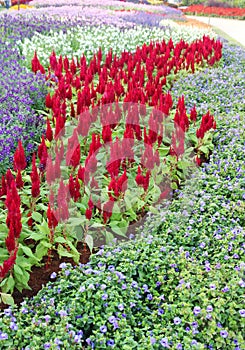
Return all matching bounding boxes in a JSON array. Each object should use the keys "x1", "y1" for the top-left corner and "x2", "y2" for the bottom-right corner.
[{"x1": 182, "y1": 4, "x2": 245, "y2": 19}]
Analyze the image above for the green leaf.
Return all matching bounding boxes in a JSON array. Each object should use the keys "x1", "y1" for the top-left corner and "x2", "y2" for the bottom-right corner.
[
  {"x1": 36, "y1": 220, "x2": 50, "y2": 236},
  {"x1": 19, "y1": 245, "x2": 38, "y2": 261},
  {"x1": 85, "y1": 234, "x2": 93, "y2": 252},
  {"x1": 66, "y1": 241, "x2": 80, "y2": 263},
  {"x1": 109, "y1": 222, "x2": 127, "y2": 237},
  {"x1": 32, "y1": 211, "x2": 43, "y2": 223},
  {"x1": 54, "y1": 236, "x2": 67, "y2": 244},
  {"x1": 5, "y1": 275, "x2": 15, "y2": 293},
  {"x1": 35, "y1": 242, "x2": 49, "y2": 260},
  {"x1": 68, "y1": 217, "x2": 86, "y2": 227},
  {"x1": 27, "y1": 232, "x2": 46, "y2": 241},
  {"x1": 105, "y1": 230, "x2": 114, "y2": 245},
  {"x1": 0, "y1": 293, "x2": 15, "y2": 306},
  {"x1": 171, "y1": 182, "x2": 178, "y2": 190},
  {"x1": 57, "y1": 244, "x2": 74, "y2": 258},
  {"x1": 14, "y1": 264, "x2": 23, "y2": 276}
]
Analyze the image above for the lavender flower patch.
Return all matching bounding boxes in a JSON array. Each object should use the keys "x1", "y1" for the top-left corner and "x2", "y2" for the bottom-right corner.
[
  {"x1": 30, "y1": 0, "x2": 182, "y2": 18},
  {"x1": 120, "y1": 10, "x2": 180, "y2": 27}
]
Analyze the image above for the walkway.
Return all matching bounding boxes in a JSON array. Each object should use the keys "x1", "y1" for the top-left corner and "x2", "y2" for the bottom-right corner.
[{"x1": 186, "y1": 15, "x2": 245, "y2": 47}]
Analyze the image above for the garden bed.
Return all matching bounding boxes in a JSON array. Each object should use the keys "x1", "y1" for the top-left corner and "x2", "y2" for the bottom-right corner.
[{"x1": 0, "y1": 1, "x2": 244, "y2": 348}]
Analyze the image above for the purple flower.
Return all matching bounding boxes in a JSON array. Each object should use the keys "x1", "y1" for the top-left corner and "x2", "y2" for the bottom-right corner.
[
  {"x1": 177, "y1": 344, "x2": 183, "y2": 349},
  {"x1": 174, "y1": 317, "x2": 182, "y2": 325},
  {"x1": 102, "y1": 294, "x2": 108, "y2": 300},
  {"x1": 79, "y1": 286, "x2": 86, "y2": 293},
  {"x1": 158, "y1": 308, "x2": 165, "y2": 315},
  {"x1": 44, "y1": 344, "x2": 51, "y2": 349},
  {"x1": 206, "y1": 305, "x2": 213, "y2": 313},
  {"x1": 0, "y1": 332, "x2": 8, "y2": 340},
  {"x1": 10, "y1": 322, "x2": 18, "y2": 331},
  {"x1": 100, "y1": 325, "x2": 107, "y2": 334},
  {"x1": 239, "y1": 309, "x2": 245, "y2": 317},
  {"x1": 59, "y1": 310, "x2": 67, "y2": 317},
  {"x1": 107, "y1": 339, "x2": 115, "y2": 346},
  {"x1": 59, "y1": 262, "x2": 67, "y2": 269},
  {"x1": 108, "y1": 316, "x2": 116, "y2": 323},
  {"x1": 222, "y1": 286, "x2": 229, "y2": 292},
  {"x1": 160, "y1": 337, "x2": 170, "y2": 348},
  {"x1": 193, "y1": 306, "x2": 201, "y2": 315},
  {"x1": 191, "y1": 340, "x2": 198, "y2": 346},
  {"x1": 220, "y1": 330, "x2": 228, "y2": 338},
  {"x1": 209, "y1": 283, "x2": 216, "y2": 290},
  {"x1": 50, "y1": 272, "x2": 57, "y2": 279},
  {"x1": 118, "y1": 304, "x2": 124, "y2": 311},
  {"x1": 150, "y1": 337, "x2": 156, "y2": 344},
  {"x1": 147, "y1": 294, "x2": 153, "y2": 301}
]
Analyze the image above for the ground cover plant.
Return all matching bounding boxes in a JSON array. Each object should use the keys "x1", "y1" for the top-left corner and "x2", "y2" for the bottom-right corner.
[
  {"x1": 0, "y1": 1, "x2": 244, "y2": 348},
  {"x1": 182, "y1": 4, "x2": 245, "y2": 19}
]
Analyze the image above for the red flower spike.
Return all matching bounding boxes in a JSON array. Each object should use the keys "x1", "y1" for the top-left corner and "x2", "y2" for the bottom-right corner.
[
  {"x1": 31, "y1": 51, "x2": 41, "y2": 74},
  {"x1": 103, "y1": 199, "x2": 114, "y2": 224},
  {"x1": 0, "y1": 247, "x2": 18, "y2": 279},
  {"x1": 16, "y1": 169, "x2": 24, "y2": 189},
  {"x1": 85, "y1": 208, "x2": 93, "y2": 220},
  {"x1": 46, "y1": 118, "x2": 53, "y2": 142},
  {"x1": 30, "y1": 154, "x2": 40, "y2": 198},
  {"x1": 45, "y1": 93, "x2": 53, "y2": 109},
  {"x1": 0, "y1": 175, "x2": 7, "y2": 198},
  {"x1": 102, "y1": 125, "x2": 112, "y2": 144},
  {"x1": 38, "y1": 136, "x2": 48, "y2": 171},
  {"x1": 190, "y1": 105, "x2": 197, "y2": 122},
  {"x1": 47, "y1": 204, "x2": 58, "y2": 229},
  {"x1": 69, "y1": 174, "x2": 76, "y2": 201},
  {"x1": 13, "y1": 140, "x2": 27, "y2": 171},
  {"x1": 27, "y1": 211, "x2": 33, "y2": 229},
  {"x1": 5, "y1": 222, "x2": 16, "y2": 253}
]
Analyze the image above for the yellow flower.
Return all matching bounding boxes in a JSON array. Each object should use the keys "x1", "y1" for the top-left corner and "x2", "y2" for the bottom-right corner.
[{"x1": 10, "y1": 4, "x2": 33, "y2": 10}]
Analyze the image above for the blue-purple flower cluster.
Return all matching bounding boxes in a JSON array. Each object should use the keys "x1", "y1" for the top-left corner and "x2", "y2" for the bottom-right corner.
[{"x1": 0, "y1": 37, "x2": 46, "y2": 174}]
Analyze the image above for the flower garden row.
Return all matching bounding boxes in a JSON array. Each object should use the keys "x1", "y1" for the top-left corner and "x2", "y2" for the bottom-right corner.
[
  {"x1": 0, "y1": 41, "x2": 244, "y2": 348},
  {"x1": 0, "y1": 1, "x2": 245, "y2": 348},
  {"x1": 0, "y1": 3, "x2": 221, "y2": 298},
  {"x1": 182, "y1": 4, "x2": 245, "y2": 20}
]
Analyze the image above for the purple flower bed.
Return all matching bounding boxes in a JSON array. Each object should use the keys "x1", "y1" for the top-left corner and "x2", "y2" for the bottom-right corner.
[{"x1": 0, "y1": 29, "x2": 47, "y2": 174}]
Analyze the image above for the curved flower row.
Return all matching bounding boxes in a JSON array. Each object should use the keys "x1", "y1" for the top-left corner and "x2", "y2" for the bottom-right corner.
[{"x1": 183, "y1": 4, "x2": 245, "y2": 19}]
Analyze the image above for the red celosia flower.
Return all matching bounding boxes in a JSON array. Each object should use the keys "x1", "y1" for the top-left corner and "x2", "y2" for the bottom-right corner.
[
  {"x1": 47, "y1": 203, "x2": 58, "y2": 229},
  {"x1": 190, "y1": 105, "x2": 197, "y2": 123},
  {"x1": 102, "y1": 125, "x2": 112, "y2": 144},
  {"x1": 16, "y1": 169, "x2": 24, "y2": 189},
  {"x1": 45, "y1": 93, "x2": 53, "y2": 109},
  {"x1": 0, "y1": 175, "x2": 7, "y2": 198},
  {"x1": 5, "y1": 222, "x2": 16, "y2": 253},
  {"x1": 0, "y1": 246, "x2": 18, "y2": 279},
  {"x1": 27, "y1": 211, "x2": 33, "y2": 229},
  {"x1": 13, "y1": 140, "x2": 27, "y2": 171},
  {"x1": 30, "y1": 154, "x2": 40, "y2": 198},
  {"x1": 38, "y1": 136, "x2": 48, "y2": 172},
  {"x1": 66, "y1": 131, "x2": 81, "y2": 169},
  {"x1": 46, "y1": 118, "x2": 53, "y2": 142},
  {"x1": 5, "y1": 180, "x2": 22, "y2": 240},
  {"x1": 103, "y1": 199, "x2": 114, "y2": 223},
  {"x1": 85, "y1": 197, "x2": 94, "y2": 220},
  {"x1": 5, "y1": 169, "x2": 15, "y2": 189}
]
